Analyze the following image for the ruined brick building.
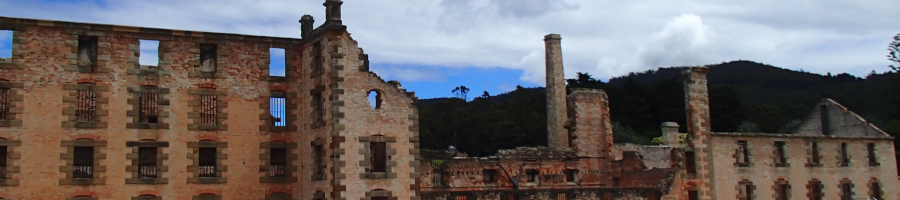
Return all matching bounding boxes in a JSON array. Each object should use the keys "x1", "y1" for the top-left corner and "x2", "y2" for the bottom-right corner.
[{"x1": 0, "y1": 1, "x2": 896, "y2": 200}]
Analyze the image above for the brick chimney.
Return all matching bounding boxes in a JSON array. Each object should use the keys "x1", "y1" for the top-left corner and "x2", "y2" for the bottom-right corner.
[
  {"x1": 544, "y1": 34, "x2": 567, "y2": 148},
  {"x1": 299, "y1": 15, "x2": 314, "y2": 39},
  {"x1": 660, "y1": 122, "x2": 680, "y2": 147},
  {"x1": 323, "y1": 0, "x2": 343, "y2": 25}
]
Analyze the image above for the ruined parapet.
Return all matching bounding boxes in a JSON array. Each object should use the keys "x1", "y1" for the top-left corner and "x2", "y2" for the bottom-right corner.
[
  {"x1": 566, "y1": 87, "x2": 613, "y2": 158},
  {"x1": 661, "y1": 122, "x2": 681, "y2": 147},
  {"x1": 682, "y1": 66, "x2": 714, "y2": 200},
  {"x1": 544, "y1": 33, "x2": 568, "y2": 149},
  {"x1": 496, "y1": 146, "x2": 577, "y2": 159}
]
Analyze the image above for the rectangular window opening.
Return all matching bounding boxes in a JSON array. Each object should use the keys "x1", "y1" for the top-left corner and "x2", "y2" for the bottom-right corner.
[
  {"x1": 313, "y1": 92, "x2": 324, "y2": 124},
  {"x1": 198, "y1": 147, "x2": 217, "y2": 177},
  {"x1": 810, "y1": 181, "x2": 823, "y2": 200},
  {"x1": 0, "y1": 146, "x2": 6, "y2": 179},
  {"x1": 871, "y1": 181, "x2": 882, "y2": 200},
  {"x1": 370, "y1": 142, "x2": 387, "y2": 173},
  {"x1": 483, "y1": 169, "x2": 497, "y2": 183},
  {"x1": 76, "y1": 88, "x2": 96, "y2": 122},
  {"x1": 270, "y1": 91, "x2": 286, "y2": 127},
  {"x1": 77, "y1": 36, "x2": 98, "y2": 69},
  {"x1": 138, "y1": 90, "x2": 158, "y2": 123},
  {"x1": 138, "y1": 147, "x2": 157, "y2": 178},
  {"x1": 685, "y1": 151, "x2": 697, "y2": 174},
  {"x1": 737, "y1": 140, "x2": 749, "y2": 165},
  {"x1": 200, "y1": 94, "x2": 217, "y2": 125},
  {"x1": 73, "y1": 146, "x2": 94, "y2": 179},
  {"x1": 269, "y1": 48, "x2": 285, "y2": 77},
  {"x1": 840, "y1": 183, "x2": 852, "y2": 200},
  {"x1": 867, "y1": 143, "x2": 877, "y2": 166},
  {"x1": 525, "y1": 169, "x2": 539, "y2": 183},
  {"x1": 313, "y1": 145, "x2": 325, "y2": 177},
  {"x1": 312, "y1": 41, "x2": 322, "y2": 75},
  {"x1": 776, "y1": 183, "x2": 789, "y2": 200},
  {"x1": 0, "y1": 87, "x2": 9, "y2": 120},
  {"x1": 739, "y1": 182, "x2": 753, "y2": 200},
  {"x1": 811, "y1": 142, "x2": 820, "y2": 164},
  {"x1": 775, "y1": 141, "x2": 787, "y2": 166},
  {"x1": 198, "y1": 44, "x2": 217, "y2": 73},
  {"x1": 270, "y1": 148, "x2": 287, "y2": 177},
  {"x1": 0, "y1": 30, "x2": 11, "y2": 61},
  {"x1": 138, "y1": 39, "x2": 159, "y2": 68},
  {"x1": 565, "y1": 169, "x2": 577, "y2": 183},
  {"x1": 687, "y1": 191, "x2": 698, "y2": 200},
  {"x1": 840, "y1": 143, "x2": 849, "y2": 166}
]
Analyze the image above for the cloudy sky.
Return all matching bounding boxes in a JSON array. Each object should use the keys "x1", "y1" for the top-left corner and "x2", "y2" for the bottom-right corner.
[{"x1": 0, "y1": 0, "x2": 897, "y2": 99}]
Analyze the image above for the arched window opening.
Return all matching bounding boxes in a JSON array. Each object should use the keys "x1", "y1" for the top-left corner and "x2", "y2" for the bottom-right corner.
[{"x1": 367, "y1": 90, "x2": 382, "y2": 109}]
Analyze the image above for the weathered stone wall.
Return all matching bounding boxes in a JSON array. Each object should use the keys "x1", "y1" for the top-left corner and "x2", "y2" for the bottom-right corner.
[
  {"x1": 680, "y1": 67, "x2": 714, "y2": 200},
  {"x1": 613, "y1": 144, "x2": 673, "y2": 170},
  {"x1": 566, "y1": 88, "x2": 613, "y2": 158},
  {"x1": 708, "y1": 134, "x2": 898, "y2": 200},
  {"x1": 793, "y1": 99, "x2": 888, "y2": 137}
]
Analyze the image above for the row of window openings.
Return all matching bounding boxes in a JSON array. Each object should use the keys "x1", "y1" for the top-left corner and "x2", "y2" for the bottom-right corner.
[
  {"x1": 734, "y1": 141, "x2": 878, "y2": 166},
  {"x1": 444, "y1": 169, "x2": 580, "y2": 184},
  {"x1": 0, "y1": 87, "x2": 323, "y2": 128},
  {"x1": 5, "y1": 142, "x2": 389, "y2": 180},
  {"x1": 736, "y1": 180, "x2": 881, "y2": 200},
  {"x1": 0, "y1": 35, "x2": 288, "y2": 76}
]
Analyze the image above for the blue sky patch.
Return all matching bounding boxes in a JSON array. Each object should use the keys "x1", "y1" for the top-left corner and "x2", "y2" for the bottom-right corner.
[{"x1": 0, "y1": 30, "x2": 11, "y2": 58}]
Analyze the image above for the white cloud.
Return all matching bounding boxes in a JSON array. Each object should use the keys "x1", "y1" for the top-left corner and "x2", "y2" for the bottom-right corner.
[{"x1": 0, "y1": 0, "x2": 897, "y2": 85}]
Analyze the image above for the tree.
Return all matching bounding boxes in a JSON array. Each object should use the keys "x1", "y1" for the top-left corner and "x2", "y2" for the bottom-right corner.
[
  {"x1": 888, "y1": 32, "x2": 900, "y2": 71},
  {"x1": 452, "y1": 85, "x2": 470, "y2": 101}
]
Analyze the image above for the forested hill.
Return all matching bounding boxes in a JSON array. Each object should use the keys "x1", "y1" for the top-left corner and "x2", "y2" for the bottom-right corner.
[{"x1": 417, "y1": 60, "x2": 900, "y2": 157}]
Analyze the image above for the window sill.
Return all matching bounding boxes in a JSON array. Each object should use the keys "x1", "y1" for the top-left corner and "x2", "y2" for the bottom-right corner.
[
  {"x1": 260, "y1": 176, "x2": 298, "y2": 183},
  {"x1": 805, "y1": 163, "x2": 823, "y2": 168},
  {"x1": 361, "y1": 172, "x2": 396, "y2": 179},
  {"x1": 189, "y1": 177, "x2": 227, "y2": 184},
  {"x1": 126, "y1": 123, "x2": 169, "y2": 129},
  {"x1": 775, "y1": 163, "x2": 790, "y2": 167},
  {"x1": 125, "y1": 177, "x2": 168, "y2": 184}
]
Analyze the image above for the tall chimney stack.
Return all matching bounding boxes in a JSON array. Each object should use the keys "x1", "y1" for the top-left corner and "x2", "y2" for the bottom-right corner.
[
  {"x1": 682, "y1": 66, "x2": 714, "y2": 200},
  {"x1": 544, "y1": 34, "x2": 567, "y2": 148},
  {"x1": 323, "y1": 0, "x2": 343, "y2": 26}
]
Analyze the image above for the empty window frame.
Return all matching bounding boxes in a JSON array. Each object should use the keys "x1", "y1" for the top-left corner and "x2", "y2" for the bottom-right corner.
[
  {"x1": 737, "y1": 140, "x2": 750, "y2": 166},
  {"x1": 313, "y1": 144, "x2": 325, "y2": 177},
  {"x1": 810, "y1": 142, "x2": 821, "y2": 165},
  {"x1": 270, "y1": 91, "x2": 286, "y2": 127},
  {"x1": 483, "y1": 169, "x2": 497, "y2": 183},
  {"x1": 312, "y1": 41, "x2": 323, "y2": 75},
  {"x1": 0, "y1": 146, "x2": 6, "y2": 179},
  {"x1": 138, "y1": 147, "x2": 158, "y2": 178},
  {"x1": 0, "y1": 30, "x2": 11, "y2": 60},
  {"x1": 138, "y1": 40, "x2": 159, "y2": 67},
  {"x1": 138, "y1": 88, "x2": 159, "y2": 123},
  {"x1": 808, "y1": 180, "x2": 823, "y2": 200},
  {"x1": 370, "y1": 141, "x2": 387, "y2": 172},
  {"x1": 775, "y1": 181, "x2": 790, "y2": 200},
  {"x1": 200, "y1": 94, "x2": 217, "y2": 125},
  {"x1": 73, "y1": 146, "x2": 94, "y2": 178},
  {"x1": 269, "y1": 48, "x2": 285, "y2": 77},
  {"x1": 687, "y1": 191, "x2": 698, "y2": 200},
  {"x1": 75, "y1": 86, "x2": 97, "y2": 122},
  {"x1": 77, "y1": 36, "x2": 98, "y2": 69},
  {"x1": 685, "y1": 151, "x2": 697, "y2": 174},
  {"x1": 525, "y1": 169, "x2": 539, "y2": 183},
  {"x1": 269, "y1": 148, "x2": 287, "y2": 177},
  {"x1": 565, "y1": 169, "x2": 577, "y2": 183},
  {"x1": 840, "y1": 182, "x2": 852, "y2": 200},
  {"x1": 738, "y1": 180, "x2": 753, "y2": 200},
  {"x1": 775, "y1": 141, "x2": 787, "y2": 166},
  {"x1": 870, "y1": 179, "x2": 883, "y2": 200},
  {"x1": 867, "y1": 143, "x2": 877, "y2": 166},
  {"x1": 0, "y1": 86, "x2": 8, "y2": 120},
  {"x1": 313, "y1": 92, "x2": 324, "y2": 124},
  {"x1": 198, "y1": 147, "x2": 217, "y2": 177},
  {"x1": 198, "y1": 44, "x2": 217, "y2": 73},
  {"x1": 839, "y1": 143, "x2": 850, "y2": 166}
]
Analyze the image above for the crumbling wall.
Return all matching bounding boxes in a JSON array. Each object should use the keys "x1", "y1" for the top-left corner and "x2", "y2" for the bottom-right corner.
[
  {"x1": 566, "y1": 88, "x2": 613, "y2": 158},
  {"x1": 613, "y1": 144, "x2": 673, "y2": 169},
  {"x1": 793, "y1": 99, "x2": 890, "y2": 137}
]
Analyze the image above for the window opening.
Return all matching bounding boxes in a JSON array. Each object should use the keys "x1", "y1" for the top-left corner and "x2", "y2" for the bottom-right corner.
[
  {"x1": 73, "y1": 146, "x2": 94, "y2": 178},
  {"x1": 870, "y1": 179, "x2": 882, "y2": 200},
  {"x1": 368, "y1": 90, "x2": 382, "y2": 109},
  {"x1": 738, "y1": 180, "x2": 753, "y2": 200},
  {"x1": 370, "y1": 141, "x2": 386, "y2": 172},
  {"x1": 312, "y1": 41, "x2": 322, "y2": 74},
  {"x1": 483, "y1": 169, "x2": 497, "y2": 183},
  {"x1": 737, "y1": 140, "x2": 749, "y2": 165},
  {"x1": 0, "y1": 30, "x2": 11, "y2": 60},
  {"x1": 525, "y1": 169, "x2": 538, "y2": 182},
  {"x1": 77, "y1": 36, "x2": 98, "y2": 70},
  {"x1": 76, "y1": 86, "x2": 96, "y2": 122},
  {"x1": 776, "y1": 181, "x2": 789, "y2": 200},
  {"x1": 775, "y1": 141, "x2": 787, "y2": 166},
  {"x1": 613, "y1": 177, "x2": 620, "y2": 187},
  {"x1": 313, "y1": 144, "x2": 324, "y2": 177},
  {"x1": 867, "y1": 143, "x2": 877, "y2": 166},
  {"x1": 138, "y1": 88, "x2": 158, "y2": 123},
  {"x1": 840, "y1": 182, "x2": 852, "y2": 200},
  {"x1": 811, "y1": 142, "x2": 820, "y2": 164},
  {"x1": 269, "y1": 48, "x2": 285, "y2": 77},
  {"x1": 313, "y1": 91, "x2": 324, "y2": 124},
  {"x1": 138, "y1": 40, "x2": 159, "y2": 67},
  {"x1": 270, "y1": 148, "x2": 287, "y2": 177},
  {"x1": 198, "y1": 44, "x2": 217, "y2": 73},
  {"x1": 839, "y1": 143, "x2": 849, "y2": 166},
  {"x1": 809, "y1": 180, "x2": 823, "y2": 200},
  {"x1": 565, "y1": 169, "x2": 577, "y2": 183},
  {"x1": 0, "y1": 146, "x2": 6, "y2": 179},
  {"x1": 685, "y1": 151, "x2": 697, "y2": 174},
  {"x1": 687, "y1": 191, "x2": 698, "y2": 200},
  {"x1": 270, "y1": 91, "x2": 286, "y2": 127},
  {"x1": 138, "y1": 147, "x2": 157, "y2": 178},
  {"x1": 0, "y1": 86, "x2": 8, "y2": 120},
  {"x1": 200, "y1": 94, "x2": 217, "y2": 125},
  {"x1": 198, "y1": 147, "x2": 216, "y2": 177},
  {"x1": 371, "y1": 197, "x2": 388, "y2": 200}
]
